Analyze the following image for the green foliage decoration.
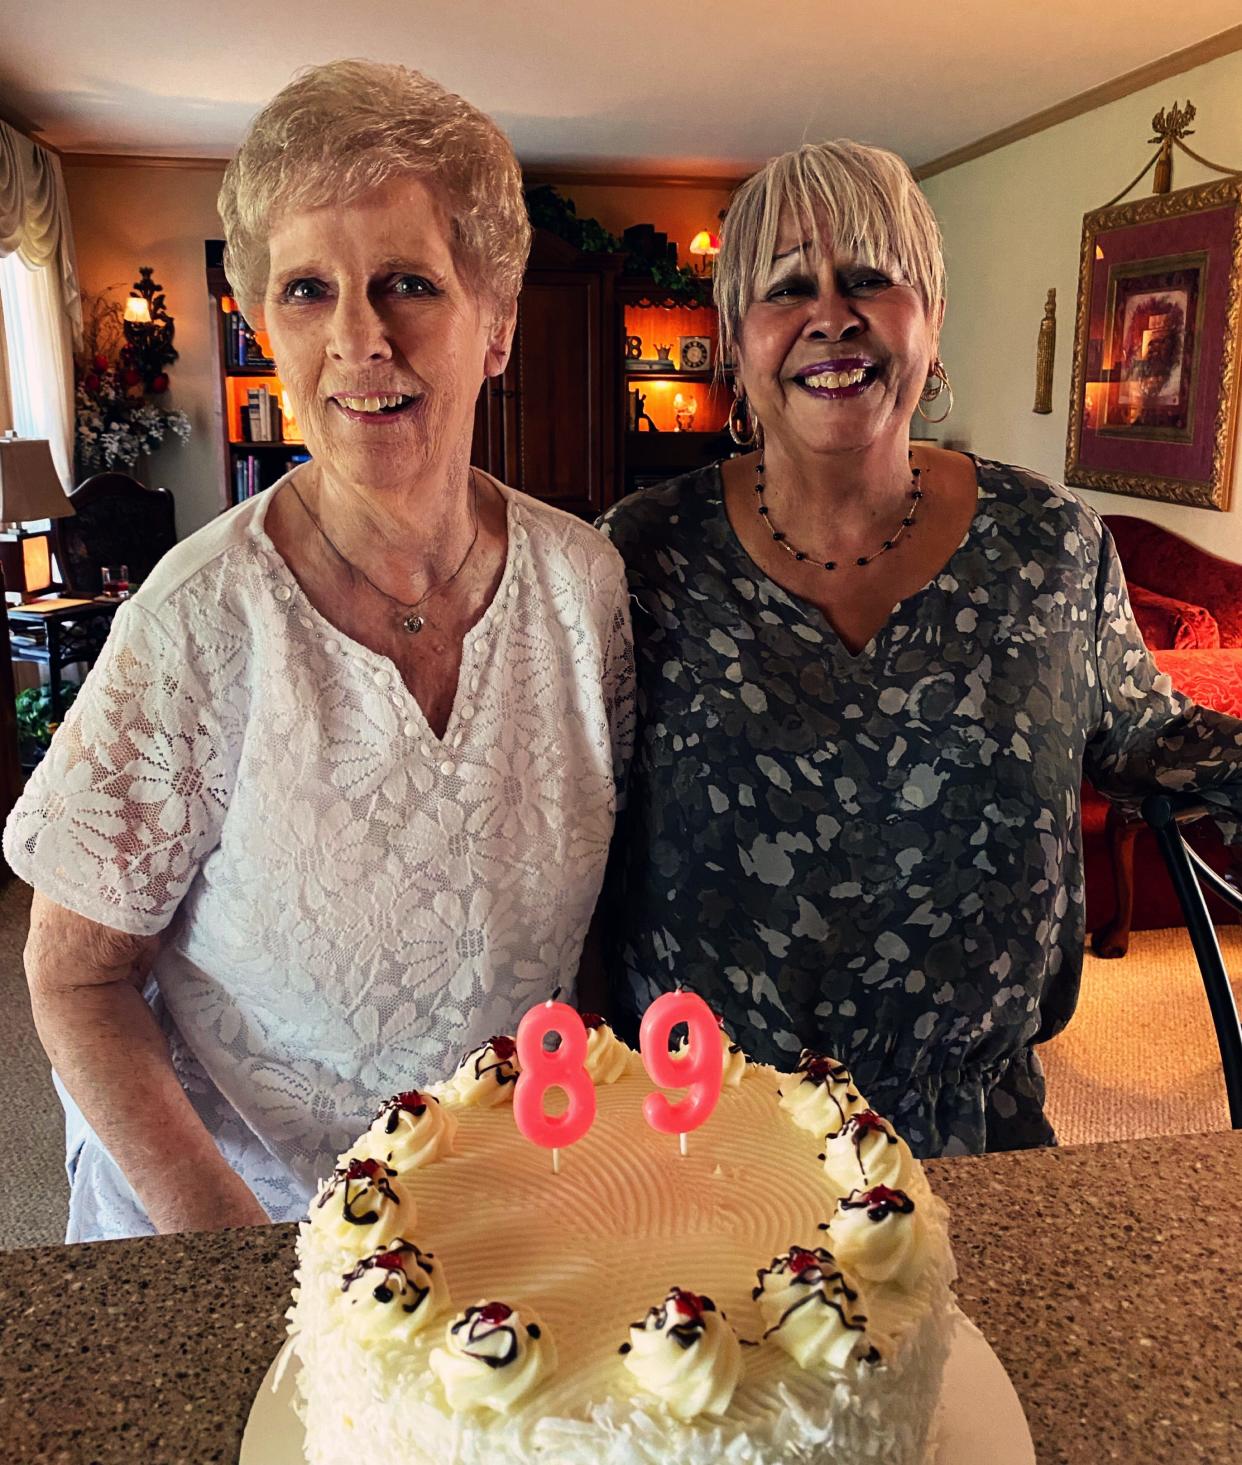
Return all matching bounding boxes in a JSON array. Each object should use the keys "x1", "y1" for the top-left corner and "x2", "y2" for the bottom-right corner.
[
  {"x1": 524, "y1": 186, "x2": 711, "y2": 304},
  {"x1": 15, "y1": 683, "x2": 80, "y2": 750}
]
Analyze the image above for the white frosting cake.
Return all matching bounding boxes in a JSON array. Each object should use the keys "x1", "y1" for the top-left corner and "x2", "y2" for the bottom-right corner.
[{"x1": 288, "y1": 1026, "x2": 957, "y2": 1464}]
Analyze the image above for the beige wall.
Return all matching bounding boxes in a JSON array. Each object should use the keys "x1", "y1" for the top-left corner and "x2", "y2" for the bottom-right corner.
[
  {"x1": 921, "y1": 47, "x2": 1242, "y2": 558},
  {"x1": 64, "y1": 161, "x2": 228, "y2": 535}
]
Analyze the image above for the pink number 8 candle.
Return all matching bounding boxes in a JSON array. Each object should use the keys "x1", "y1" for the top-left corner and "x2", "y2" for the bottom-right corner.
[
  {"x1": 514, "y1": 1002, "x2": 597, "y2": 1162},
  {"x1": 639, "y1": 990, "x2": 723, "y2": 1145}
]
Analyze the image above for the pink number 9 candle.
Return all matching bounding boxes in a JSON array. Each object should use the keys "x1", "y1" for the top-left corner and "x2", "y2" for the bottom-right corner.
[
  {"x1": 514, "y1": 1002, "x2": 597, "y2": 1161},
  {"x1": 639, "y1": 990, "x2": 723, "y2": 1144}
]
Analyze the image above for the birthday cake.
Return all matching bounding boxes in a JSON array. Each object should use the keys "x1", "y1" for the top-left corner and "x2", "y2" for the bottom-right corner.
[{"x1": 287, "y1": 1013, "x2": 957, "y2": 1464}]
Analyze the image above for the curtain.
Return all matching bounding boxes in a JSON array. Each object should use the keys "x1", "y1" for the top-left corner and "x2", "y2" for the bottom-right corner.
[
  {"x1": 0, "y1": 286, "x2": 13, "y2": 432},
  {"x1": 0, "y1": 119, "x2": 81, "y2": 487},
  {"x1": 0, "y1": 120, "x2": 81, "y2": 338},
  {"x1": 0, "y1": 252, "x2": 75, "y2": 484}
]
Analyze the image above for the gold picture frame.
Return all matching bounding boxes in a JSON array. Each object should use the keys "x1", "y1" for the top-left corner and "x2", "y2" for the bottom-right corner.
[{"x1": 1065, "y1": 175, "x2": 1242, "y2": 510}]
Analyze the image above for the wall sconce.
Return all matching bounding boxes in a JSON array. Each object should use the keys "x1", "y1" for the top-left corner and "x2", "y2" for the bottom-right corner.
[
  {"x1": 123, "y1": 292, "x2": 152, "y2": 325},
  {"x1": 689, "y1": 230, "x2": 721, "y2": 275},
  {"x1": 122, "y1": 266, "x2": 178, "y2": 391}
]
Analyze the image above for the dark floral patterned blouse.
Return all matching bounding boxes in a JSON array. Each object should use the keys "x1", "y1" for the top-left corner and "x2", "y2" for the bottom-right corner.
[{"x1": 599, "y1": 456, "x2": 1242, "y2": 1156}]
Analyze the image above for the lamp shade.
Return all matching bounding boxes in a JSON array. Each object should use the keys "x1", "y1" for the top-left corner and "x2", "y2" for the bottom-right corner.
[
  {"x1": 0, "y1": 436, "x2": 74, "y2": 522},
  {"x1": 689, "y1": 230, "x2": 721, "y2": 257},
  {"x1": 124, "y1": 293, "x2": 152, "y2": 324}
]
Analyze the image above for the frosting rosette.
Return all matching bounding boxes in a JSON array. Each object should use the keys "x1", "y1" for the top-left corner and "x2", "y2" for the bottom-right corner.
[
  {"x1": 754, "y1": 1246, "x2": 878, "y2": 1374},
  {"x1": 337, "y1": 1239, "x2": 448, "y2": 1344},
  {"x1": 429, "y1": 1301, "x2": 555, "y2": 1413},
  {"x1": 439, "y1": 1036, "x2": 521, "y2": 1108},
  {"x1": 822, "y1": 1110, "x2": 914, "y2": 1193},
  {"x1": 308, "y1": 1156, "x2": 417, "y2": 1257},
  {"x1": 778, "y1": 1049, "x2": 867, "y2": 1136},
  {"x1": 620, "y1": 1287, "x2": 742, "y2": 1420},
  {"x1": 581, "y1": 1013, "x2": 633, "y2": 1084},
  {"x1": 352, "y1": 1089, "x2": 458, "y2": 1172},
  {"x1": 826, "y1": 1186, "x2": 926, "y2": 1290},
  {"x1": 675, "y1": 1021, "x2": 747, "y2": 1087}
]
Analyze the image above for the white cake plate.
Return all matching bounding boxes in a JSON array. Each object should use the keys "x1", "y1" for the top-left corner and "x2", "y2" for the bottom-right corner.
[{"x1": 241, "y1": 1307, "x2": 1034, "y2": 1464}]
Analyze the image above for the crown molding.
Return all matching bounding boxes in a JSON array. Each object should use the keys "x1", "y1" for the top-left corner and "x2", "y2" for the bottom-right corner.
[
  {"x1": 60, "y1": 151, "x2": 228, "y2": 170},
  {"x1": 0, "y1": 106, "x2": 61, "y2": 154},
  {"x1": 522, "y1": 167, "x2": 742, "y2": 192},
  {"x1": 915, "y1": 22, "x2": 1242, "y2": 180}
]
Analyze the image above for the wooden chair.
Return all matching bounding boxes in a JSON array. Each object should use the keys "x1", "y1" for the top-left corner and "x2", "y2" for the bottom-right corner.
[
  {"x1": 53, "y1": 473, "x2": 177, "y2": 596},
  {"x1": 1142, "y1": 793, "x2": 1242, "y2": 1128}
]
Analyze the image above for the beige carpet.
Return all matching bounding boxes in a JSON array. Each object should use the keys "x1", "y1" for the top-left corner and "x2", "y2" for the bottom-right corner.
[
  {"x1": 1039, "y1": 926, "x2": 1238, "y2": 1145},
  {"x1": 0, "y1": 881, "x2": 1235, "y2": 1250}
]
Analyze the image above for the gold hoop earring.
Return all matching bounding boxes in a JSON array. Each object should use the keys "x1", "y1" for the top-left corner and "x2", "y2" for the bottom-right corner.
[
  {"x1": 728, "y1": 392, "x2": 758, "y2": 447},
  {"x1": 916, "y1": 360, "x2": 954, "y2": 424}
]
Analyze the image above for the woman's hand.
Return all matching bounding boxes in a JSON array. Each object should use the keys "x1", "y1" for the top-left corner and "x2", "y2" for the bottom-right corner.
[{"x1": 24, "y1": 892, "x2": 271, "y2": 1235}]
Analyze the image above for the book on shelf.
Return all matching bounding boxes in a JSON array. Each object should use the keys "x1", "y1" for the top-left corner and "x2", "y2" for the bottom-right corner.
[
  {"x1": 226, "y1": 305, "x2": 275, "y2": 369},
  {"x1": 243, "y1": 385, "x2": 284, "y2": 443},
  {"x1": 233, "y1": 449, "x2": 312, "y2": 502}
]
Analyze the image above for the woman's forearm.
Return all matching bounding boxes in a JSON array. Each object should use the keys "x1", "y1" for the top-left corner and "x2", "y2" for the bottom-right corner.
[{"x1": 26, "y1": 896, "x2": 268, "y2": 1233}]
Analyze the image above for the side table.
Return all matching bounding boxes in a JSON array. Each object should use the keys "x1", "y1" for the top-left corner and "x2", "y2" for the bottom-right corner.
[{"x1": 7, "y1": 596, "x2": 122, "y2": 724}]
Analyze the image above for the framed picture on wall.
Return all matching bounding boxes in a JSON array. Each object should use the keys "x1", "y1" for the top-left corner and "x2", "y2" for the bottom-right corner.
[{"x1": 1065, "y1": 175, "x2": 1242, "y2": 510}]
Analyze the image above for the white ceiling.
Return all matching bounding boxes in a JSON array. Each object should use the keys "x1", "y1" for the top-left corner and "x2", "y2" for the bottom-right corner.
[{"x1": 2, "y1": 0, "x2": 1240, "y2": 173}]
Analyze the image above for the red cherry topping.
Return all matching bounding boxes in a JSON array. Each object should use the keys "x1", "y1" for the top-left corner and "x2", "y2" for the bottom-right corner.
[
  {"x1": 849, "y1": 1110, "x2": 889, "y2": 1138},
  {"x1": 477, "y1": 1302, "x2": 513, "y2": 1325},
  {"x1": 668, "y1": 1288, "x2": 705, "y2": 1322},
  {"x1": 346, "y1": 1157, "x2": 385, "y2": 1182},
  {"x1": 372, "y1": 1252, "x2": 407, "y2": 1272},
  {"x1": 396, "y1": 1089, "x2": 425, "y2": 1109},
  {"x1": 489, "y1": 1035, "x2": 517, "y2": 1060},
  {"x1": 787, "y1": 1247, "x2": 821, "y2": 1275},
  {"x1": 580, "y1": 1012, "x2": 606, "y2": 1030},
  {"x1": 861, "y1": 1185, "x2": 906, "y2": 1210}
]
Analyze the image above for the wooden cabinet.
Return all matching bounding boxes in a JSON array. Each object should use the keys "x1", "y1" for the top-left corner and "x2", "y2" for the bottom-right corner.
[{"x1": 472, "y1": 232, "x2": 622, "y2": 521}]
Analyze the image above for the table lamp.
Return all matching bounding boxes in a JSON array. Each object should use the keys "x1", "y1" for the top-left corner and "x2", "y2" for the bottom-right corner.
[{"x1": 0, "y1": 432, "x2": 75, "y2": 601}]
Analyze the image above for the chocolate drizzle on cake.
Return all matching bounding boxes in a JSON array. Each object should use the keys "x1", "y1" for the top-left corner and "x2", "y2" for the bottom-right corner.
[
  {"x1": 629, "y1": 1288, "x2": 716, "y2": 1351},
  {"x1": 342, "y1": 1239, "x2": 434, "y2": 1313},
  {"x1": 754, "y1": 1246, "x2": 869, "y2": 1343},
  {"x1": 840, "y1": 1184, "x2": 916, "y2": 1222},
  {"x1": 460, "y1": 1036, "x2": 520, "y2": 1088},
  {"x1": 793, "y1": 1048, "x2": 860, "y2": 1129},
  {"x1": 375, "y1": 1088, "x2": 435, "y2": 1135},
  {"x1": 452, "y1": 1302, "x2": 521, "y2": 1369},
  {"x1": 838, "y1": 1110, "x2": 897, "y2": 1181},
  {"x1": 317, "y1": 1156, "x2": 399, "y2": 1226}
]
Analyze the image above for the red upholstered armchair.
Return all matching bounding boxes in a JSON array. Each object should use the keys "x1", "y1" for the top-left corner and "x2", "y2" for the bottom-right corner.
[{"x1": 1086, "y1": 516, "x2": 1242, "y2": 956}]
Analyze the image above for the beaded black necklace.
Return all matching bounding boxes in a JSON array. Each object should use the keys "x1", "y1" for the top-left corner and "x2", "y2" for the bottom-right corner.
[{"x1": 754, "y1": 452, "x2": 924, "y2": 570}]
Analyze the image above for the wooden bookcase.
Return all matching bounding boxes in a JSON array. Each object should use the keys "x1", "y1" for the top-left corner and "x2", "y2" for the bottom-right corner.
[
  {"x1": 204, "y1": 237, "x2": 733, "y2": 520},
  {"x1": 206, "y1": 244, "x2": 310, "y2": 512},
  {"x1": 618, "y1": 280, "x2": 734, "y2": 496}
]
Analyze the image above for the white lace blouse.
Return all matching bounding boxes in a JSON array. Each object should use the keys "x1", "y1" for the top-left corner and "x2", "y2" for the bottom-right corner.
[{"x1": 4, "y1": 475, "x2": 635, "y2": 1240}]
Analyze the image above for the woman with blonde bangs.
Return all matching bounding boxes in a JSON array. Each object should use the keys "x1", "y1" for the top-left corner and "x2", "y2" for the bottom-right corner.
[
  {"x1": 601, "y1": 139, "x2": 1242, "y2": 1156},
  {"x1": 6, "y1": 60, "x2": 633, "y2": 1241}
]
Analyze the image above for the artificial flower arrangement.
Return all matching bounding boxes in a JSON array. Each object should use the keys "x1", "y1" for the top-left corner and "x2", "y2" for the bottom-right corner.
[{"x1": 74, "y1": 280, "x2": 191, "y2": 476}]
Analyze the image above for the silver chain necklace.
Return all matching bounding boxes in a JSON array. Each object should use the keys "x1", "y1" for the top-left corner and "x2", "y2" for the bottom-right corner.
[{"x1": 290, "y1": 475, "x2": 480, "y2": 634}]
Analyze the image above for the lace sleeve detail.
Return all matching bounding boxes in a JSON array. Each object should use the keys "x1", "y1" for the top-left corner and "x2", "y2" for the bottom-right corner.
[
  {"x1": 2, "y1": 600, "x2": 243, "y2": 934},
  {"x1": 603, "y1": 570, "x2": 637, "y2": 811}
]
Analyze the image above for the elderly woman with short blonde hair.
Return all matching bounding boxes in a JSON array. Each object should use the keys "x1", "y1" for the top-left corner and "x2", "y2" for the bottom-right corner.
[
  {"x1": 6, "y1": 60, "x2": 633, "y2": 1241},
  {"x1": 601, "y1": 139, "x2": 1242, "y2": 1156}
]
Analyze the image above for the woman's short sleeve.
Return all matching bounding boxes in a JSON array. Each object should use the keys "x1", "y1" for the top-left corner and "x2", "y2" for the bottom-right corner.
[{"x1": 3, "y1": 600, "x2": 242, "y2": 935}]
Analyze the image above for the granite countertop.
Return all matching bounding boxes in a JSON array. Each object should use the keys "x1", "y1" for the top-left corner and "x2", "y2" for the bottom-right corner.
[{"x1": 1, "y1": 1131, "x2": 1238, "y2": 1463}]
